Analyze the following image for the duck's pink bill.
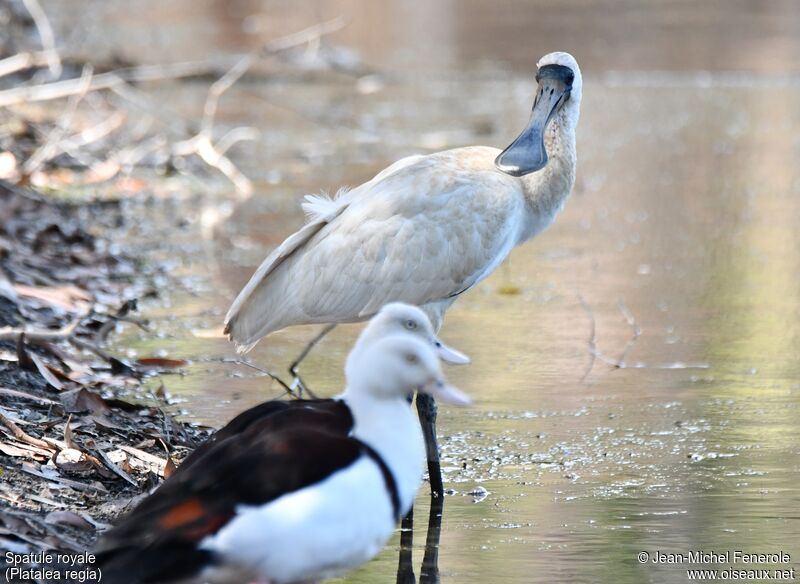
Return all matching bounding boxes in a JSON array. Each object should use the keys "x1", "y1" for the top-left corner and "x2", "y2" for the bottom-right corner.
[
  {"x1": 436, "y1": 341, "x2": 471, "y2": 365},
  {"x1": 428, "y1": 380, "x2": 472, "y2": 407}
]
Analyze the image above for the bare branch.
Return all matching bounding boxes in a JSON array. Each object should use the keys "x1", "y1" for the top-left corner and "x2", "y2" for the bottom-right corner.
[
  {"x1": 22, "y1": 0, "x2": 62, "y2": 78},
  {"x1": 58, "y1": 111, "x2": 127, "y2": 152},
  {"x1": 214, "y1": 127, "x2": 259, "y2": 157},
  {"x1": 0, "y1": 412, "x2": 52, "y2": 450},
  {"x1": 220, "y1": 357, "x2": 297, "y2": 399},
  {"x1": 260, "y1": 16, "x2": 347, "y2": 54},
  {"x1": 23, "y1": 65, "x2": 94, "y2": 174},
  {"x1": 169, "y1": 17, "x2": 348, "y2": 194},
  {"x1": 0, "y1": 60, "x2": 218, "y2": 108},
  {"x1": 0, "y1": 50, "x2": 59, "y2": 78},
  {"x1": 0, "y1": 319, "x2": 81, "y2": 344},
  {"x1": 0, "y1": 17, "x2": 348, "y2": 108}
]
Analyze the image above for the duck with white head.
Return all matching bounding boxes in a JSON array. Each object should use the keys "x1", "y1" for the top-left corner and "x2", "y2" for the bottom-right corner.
[{"x1": 96, "y1": 308, "x2": 471, "y2": 584}]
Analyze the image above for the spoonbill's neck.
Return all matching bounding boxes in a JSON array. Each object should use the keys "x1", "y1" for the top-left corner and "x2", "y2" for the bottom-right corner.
[
  {"x1": 342, "y1": 386, "x2": 425, "y2": 513},
  {"x1": 518, "y1": 108, "x2": 578, "y2": 241}
]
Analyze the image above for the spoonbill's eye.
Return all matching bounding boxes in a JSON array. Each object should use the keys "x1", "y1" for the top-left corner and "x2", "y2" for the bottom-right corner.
[
  {"x1": 435, "y1": 341, "x2": 442, "y2": 348},
  {"x1": 405, "y1": 319, "x2": 417, "y2": 330},
  {"x1": 404, "y1": 353, "x2": 419, "y2": 364}
]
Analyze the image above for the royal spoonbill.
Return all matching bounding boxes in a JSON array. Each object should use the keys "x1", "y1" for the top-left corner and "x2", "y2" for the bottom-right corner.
[
  {"x1": 225, "y1": 51, "x2": 582, "y2": 494},
  {"x1": 96, "y1": 332, "x2": 470, "y2": 584}
]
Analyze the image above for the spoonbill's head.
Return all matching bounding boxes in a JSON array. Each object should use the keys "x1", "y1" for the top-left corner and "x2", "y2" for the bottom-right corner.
[
  {"x1": 495, "y1": 51, "x2": 582, "y2": 177},
  {"x1": 351, "y1": 334, "x2": 472, "y2": 406},
  {"x1": 358, "y1": 303, "x2": 471, "y2": 365}
]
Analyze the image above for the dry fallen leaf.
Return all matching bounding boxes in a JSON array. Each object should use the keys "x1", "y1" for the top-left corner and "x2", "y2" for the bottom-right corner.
[
  {"x1": 63, "y1": 415, "x2": 76, "y2": 449},
  {"x1": 163, "y1": 457, "x2": 177, "y2": 479},
  {"x1": 0, "y1": 387, "x2": 57, "y2": 405},
  {"x1": 13, "y1": 284, "x2": 92, "y2": 313},
  {"x1": 44, "y1": 511, "x2": 94, "y2": 531},
  {"x1": 136, "y1": 357, "x2": 188, "y2": 369},
  {"x1": 0, "y1": 441, "x2": 49, "y2": 461},
  {"x1": 54, "y1": 448, "x2": 94, "y2": 474},
  {"x1": 118, "y1": 445, "x2": 167, "y2": 476},
  {"x1": 61, "y1": 388, "x2": 111, "y2": 416},
  {"x1": 30, "y1": 353, "x2": 64, "y2": 390}
]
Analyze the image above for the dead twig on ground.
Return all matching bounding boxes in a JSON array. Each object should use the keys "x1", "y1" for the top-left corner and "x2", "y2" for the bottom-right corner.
[
  {"x1": 220, "y1": 357, "x2": 297, "y2": 398},
  {"x1": 0, "y1": 413, "x2": 52, "y2": 450},
  {"x1": 0, "y1": 16, "x2": 347, "y2": 109},
  {"x1": 22, "y1": 0, "x2": 62, "y2": 79},
  {"x1": 1, "y1": 16, "x2": 349, "y2": 195},
  {"x1": 0, "y1": 60, "x2": 219, "y2": 107},
  {"x1": 57, "y1": 111, "x2": 127, "y2": 153},
  {"x1": 0, "y1": 318, "x2": 81, "y2": 344},
  {"x1": 0, "y1": 50, "x2": 59, "y2": 78},
  {"x1": 172, "y1": 16, "x2": 347, "y2": 195},
  {"x1": 288, "y1": 324, "x2": 336, "y2": 398},
  {"x1": 0, "y1": 315, "x2": 117, "y2": 364},
  {"x1": 23, "y1": 65, "x2": 94, "y2": 175}
]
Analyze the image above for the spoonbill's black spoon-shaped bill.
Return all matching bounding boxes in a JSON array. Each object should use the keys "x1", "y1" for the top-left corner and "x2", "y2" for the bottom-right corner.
[{"x1": 495, "y1": 63, "x2": 575, "y2": 177}]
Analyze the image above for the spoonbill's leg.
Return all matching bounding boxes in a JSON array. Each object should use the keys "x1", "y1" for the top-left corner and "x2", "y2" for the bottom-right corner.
[
  {"x1": 416, "y1": 392, "x2": 443, "y2": 496},
  {"x1": 396, "y1": 506, "x2": 416, "y2": 584},
  {"x1": 420, "y1": 494, "x2": 444, "y2": 584},
  {"x1": 288, "y1": 323, "x2": 336, "y2": 397}
]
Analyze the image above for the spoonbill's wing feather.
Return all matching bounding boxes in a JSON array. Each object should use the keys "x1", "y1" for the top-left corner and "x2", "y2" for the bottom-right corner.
[
  {"x1": 306, "y1": 169, "x2": 522, "y2": 320},
  {"x1": 224, "y1": 155, "x2": 425, "y2": 351},
  {"x1": 225, "y1": 148, "x2": 522, "y2": 349},
  {"x1": 224, "y1": 203, "x2": 348, "y2": 351}
]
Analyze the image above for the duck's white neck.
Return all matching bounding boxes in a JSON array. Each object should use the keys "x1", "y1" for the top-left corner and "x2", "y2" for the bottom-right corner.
[
  {"x1": 342, "y1": 387, "x2": 424, "y2": 514},
  {"x1": 517, "y1": 106, "x2": 578, "y2": 242}
]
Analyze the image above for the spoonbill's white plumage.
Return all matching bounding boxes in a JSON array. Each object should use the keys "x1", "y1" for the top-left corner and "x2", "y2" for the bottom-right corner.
[
  {"x1": 226, "y1": 51, "x2": 581, "y2": 345},
  {"x1": 225, "y1": 51, "x2": 583, "y2": 494},
  {"x1": 96, "y1": 328, "x2": 470, "y2": 584}
]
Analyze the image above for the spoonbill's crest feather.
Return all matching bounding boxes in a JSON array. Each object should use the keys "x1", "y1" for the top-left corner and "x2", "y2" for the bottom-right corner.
[{"x1": 302, "y1": 188, "x2": 350, "y2": 221}]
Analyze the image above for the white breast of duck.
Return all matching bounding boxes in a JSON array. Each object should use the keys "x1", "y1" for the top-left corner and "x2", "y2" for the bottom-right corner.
[{"x1": 195, "y1": 334, "x2": 469, "y2": 584}]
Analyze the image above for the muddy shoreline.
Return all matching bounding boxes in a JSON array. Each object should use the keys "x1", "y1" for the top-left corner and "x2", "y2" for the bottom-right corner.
[{"x1": 0, "y1": 181, "x2": 211, "y2": 581}]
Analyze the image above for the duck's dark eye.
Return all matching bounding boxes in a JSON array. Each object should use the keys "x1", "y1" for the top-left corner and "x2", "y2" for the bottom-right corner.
[{"x1": 405, "y1": 319, "x2": 417, "y2": 330}]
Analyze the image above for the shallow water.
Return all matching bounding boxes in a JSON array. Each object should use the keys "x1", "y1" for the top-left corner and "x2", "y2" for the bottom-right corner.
[{"x1": 49, "y1": 1, "x2": 800, "y2": 581}]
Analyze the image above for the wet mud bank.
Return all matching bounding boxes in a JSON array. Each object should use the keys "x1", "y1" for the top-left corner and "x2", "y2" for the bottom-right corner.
[{"x1": 0, "y1": 181, "x2": 209, "y2": 581}]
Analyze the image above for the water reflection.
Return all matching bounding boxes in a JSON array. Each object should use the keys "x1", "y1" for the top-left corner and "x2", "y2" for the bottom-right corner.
[
  {"x1": 395, "y1": 496, "x2": 445, "y2": 584},
  {"x1": 88, "y1": 0, "x2": 800, "y2": 582}
]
